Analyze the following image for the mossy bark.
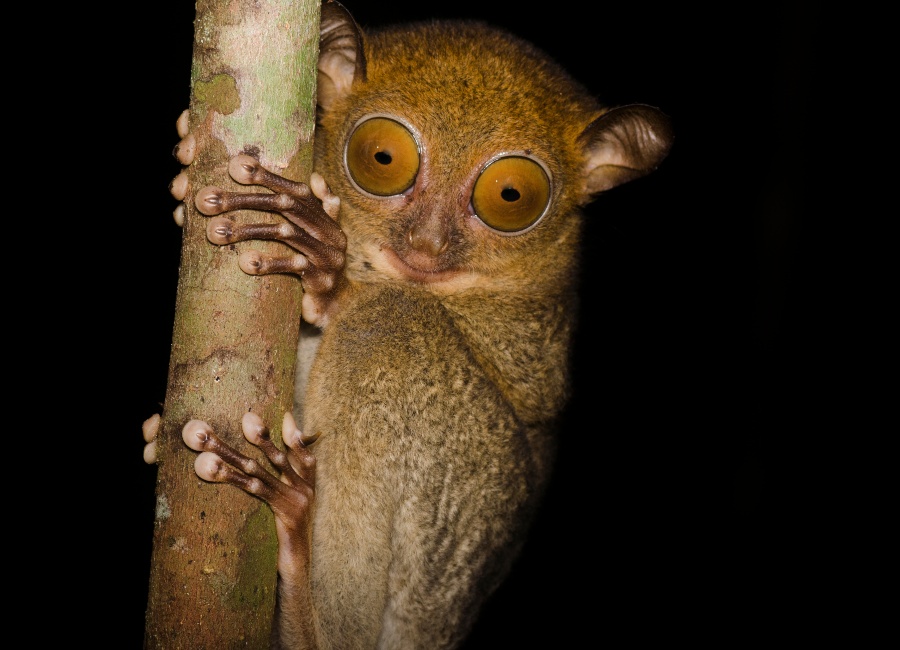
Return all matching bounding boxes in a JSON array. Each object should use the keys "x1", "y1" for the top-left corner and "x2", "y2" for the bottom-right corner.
[{"x1": 144, "y1": 1, "x2": 320, "y2": 647}]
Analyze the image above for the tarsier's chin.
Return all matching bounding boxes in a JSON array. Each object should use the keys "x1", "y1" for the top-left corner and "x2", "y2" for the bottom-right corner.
[{"x1": 149, "y1": 1, "x2": 673, "y2": 647}]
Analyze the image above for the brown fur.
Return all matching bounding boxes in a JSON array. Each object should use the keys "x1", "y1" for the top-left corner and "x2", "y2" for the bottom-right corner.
[
  {"x1": 289, "y1": 5, "x2": 671, "y2": 646},
  {"x1": 178, "y1": 2, "x2": 672, "y2": 647}
]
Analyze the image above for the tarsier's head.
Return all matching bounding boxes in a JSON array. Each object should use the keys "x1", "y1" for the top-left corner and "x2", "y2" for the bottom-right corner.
[{"x1": 314, "y1": 2, "x2": 673, "y2": 294}]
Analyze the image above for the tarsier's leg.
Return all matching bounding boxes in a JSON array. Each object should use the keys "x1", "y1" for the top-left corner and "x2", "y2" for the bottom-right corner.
[{"x1": 182, "y1": 413, "x2": 320, "y2": 648}]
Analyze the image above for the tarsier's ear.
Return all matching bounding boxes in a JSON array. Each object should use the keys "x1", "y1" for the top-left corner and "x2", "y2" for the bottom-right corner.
[
  {"x1": 578, "y1": 104, "x2": 674, "y2": 196},
  {"x1": 318, "y1": 0, "x2": 367, "y2": 112}
]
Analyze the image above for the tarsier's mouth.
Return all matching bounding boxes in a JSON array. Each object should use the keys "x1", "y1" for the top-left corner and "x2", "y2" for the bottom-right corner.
[{"x1": 380, "y1": 245, "x2": 462, "y2": 284}]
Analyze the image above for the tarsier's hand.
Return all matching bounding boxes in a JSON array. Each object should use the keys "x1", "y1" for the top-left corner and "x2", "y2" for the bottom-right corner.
[{"x1": 170, "y1": 110, "x2": 347, "y2": 328}]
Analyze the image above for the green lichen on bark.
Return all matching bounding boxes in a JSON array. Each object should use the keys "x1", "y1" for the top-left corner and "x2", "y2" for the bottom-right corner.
[
  {"x1": 194, "y1": 73, "x2": 241, "y2": 115},
  {"x1": 196, "y1": 0, "x2": 320, "y2": 173},
  {"x1": 227, "y1": 506, "x2": 279, "y2": 610}
]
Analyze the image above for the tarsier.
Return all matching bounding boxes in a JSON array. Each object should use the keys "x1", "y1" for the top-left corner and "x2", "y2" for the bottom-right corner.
[{"x1": 144, "y1": 1, "x2": 672, "y2": 647}]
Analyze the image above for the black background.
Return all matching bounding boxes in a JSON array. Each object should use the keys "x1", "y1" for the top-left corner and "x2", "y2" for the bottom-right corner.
[{"x1": 88, "y1": 0, "x2": 844, "y2": 645}]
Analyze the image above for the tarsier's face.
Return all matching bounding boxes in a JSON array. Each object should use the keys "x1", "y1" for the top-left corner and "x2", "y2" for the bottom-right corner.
[{"x1": 314, "y1": 23, "x2": 598, "y2": 293}]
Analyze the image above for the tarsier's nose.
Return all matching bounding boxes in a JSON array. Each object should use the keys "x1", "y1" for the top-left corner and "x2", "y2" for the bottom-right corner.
[{"x1": 407, "y1": 217, "x2": 450, "y2": 257}]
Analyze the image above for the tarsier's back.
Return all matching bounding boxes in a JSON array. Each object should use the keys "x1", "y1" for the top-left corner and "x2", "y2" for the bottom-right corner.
[{"x1": 164, "y1": 2, "x2": 672, "y2": 647}]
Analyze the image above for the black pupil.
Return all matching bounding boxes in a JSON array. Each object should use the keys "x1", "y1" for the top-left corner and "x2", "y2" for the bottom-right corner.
[
  {"x1": 374, "y1": 151, "x2": 392, "y2": 165},
  {"x1": 501, "y1": 187, "x2": 520, "y2": 202}
]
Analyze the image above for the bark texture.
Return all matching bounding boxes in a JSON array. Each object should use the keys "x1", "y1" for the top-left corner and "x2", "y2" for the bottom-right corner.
[{"x1": 145, "y1": 1, "x2": 320, "y2": 647}]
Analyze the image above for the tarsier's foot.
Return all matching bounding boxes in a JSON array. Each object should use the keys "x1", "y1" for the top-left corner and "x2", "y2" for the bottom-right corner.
[
  {"x1": 143, "y1": 413, "x2": 160, "y2": 464},
  {"x1": 182, "y1": 412, "x2": 319, "y2": 562}
]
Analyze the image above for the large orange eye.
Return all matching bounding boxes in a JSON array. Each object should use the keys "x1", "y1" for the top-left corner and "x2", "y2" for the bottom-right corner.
[
  {"x1": 345, "y1": 117, "x2": 420, "y2": 196},
  {"x1": 472, "y1": 156, "x2": 551, "y2": 233}
]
